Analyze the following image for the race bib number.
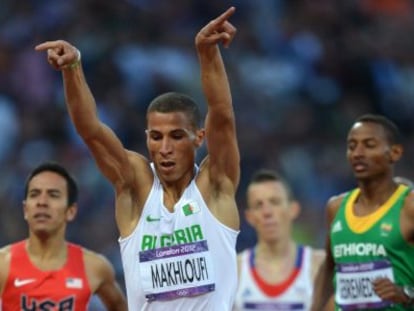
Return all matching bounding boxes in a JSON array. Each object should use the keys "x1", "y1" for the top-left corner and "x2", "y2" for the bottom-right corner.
[
  {"x1": 336, "y1": 260, "x2": 394, "y2": 310},
  {"x1": 139, "y1": 240, "x2": 215, "y2": 301}
]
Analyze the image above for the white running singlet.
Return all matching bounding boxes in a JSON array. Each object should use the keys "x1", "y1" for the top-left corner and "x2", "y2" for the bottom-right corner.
[{"x1": 119, "y1": 165, "x2": 239, "y2": 311}]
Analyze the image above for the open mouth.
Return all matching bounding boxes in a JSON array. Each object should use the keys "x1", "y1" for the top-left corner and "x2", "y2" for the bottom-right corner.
[{"x1": 159, "y1": 161, "x2": 175, "y2": 173}]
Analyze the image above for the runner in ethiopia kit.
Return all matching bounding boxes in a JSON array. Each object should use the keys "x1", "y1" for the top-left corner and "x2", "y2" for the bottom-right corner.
[{"x1": 311, "y1": 114, "x2": 414, "y2": 311}]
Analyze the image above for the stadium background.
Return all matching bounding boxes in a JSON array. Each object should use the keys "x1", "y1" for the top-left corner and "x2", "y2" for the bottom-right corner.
[{"x1": 1, "y1": 0, "x2": 414, "y2": 305}]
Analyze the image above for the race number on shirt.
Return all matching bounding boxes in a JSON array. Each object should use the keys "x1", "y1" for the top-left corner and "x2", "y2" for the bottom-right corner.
[
  {"x1": 336, "y1": 260, "x2": 394, "y2": 310},
  {"x1": 139, "y1": 240, "x2": 215, "y2": 301}
]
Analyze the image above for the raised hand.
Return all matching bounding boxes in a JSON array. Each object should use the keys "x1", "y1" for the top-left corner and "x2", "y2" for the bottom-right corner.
[
  {"x1": 35, "y1": 40, "x2": 80, "y2": 70},
  {"x1": 195, "y1": 6, "x2": 236, "y2": 50}
]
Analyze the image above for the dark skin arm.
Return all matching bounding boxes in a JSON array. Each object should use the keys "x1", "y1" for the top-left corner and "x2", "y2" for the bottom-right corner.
[
  {"x1": 311, "y1": 195, "x2": 343, "y2": 311},
  {"x1": 372, "y1": 190, "x2": 414, "y2": 304},
  {"x1": 372, "y1": 278, "x2": 409, "y2": 305}
]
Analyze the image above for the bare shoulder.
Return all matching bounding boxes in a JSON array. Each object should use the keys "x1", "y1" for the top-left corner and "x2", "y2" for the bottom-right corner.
[
  {"x1": 0, "y1": 245, "x2": 11, "y2": 265},
  {"x1": 82, "y1": 248, "x2": 117, "y2": 292},
  {"x1": 0, "y1": 244, "x2": 11, "y2": 255},
  {"x1": 0, "y1": 245, "x2": 12, "y2": 291},
  {"x1": 403, "y1": 189, "x2": 414, "y2": 211},
  {"x1": 127, "y1": 150, "x2": 153, "y2": 192},
  {"x1": 401, "y1": 190, "x2": 414, "y2": 226},
  {"x1": 127, "y1": 150, "x2": 152, "y2": 180},
  {"x1": 326, "y1": 192, "x2": 347, "y2": 209},
  {"x1": 81, "y1": 248, "x2": 127, "y2": 309},
  {"x1": 127, "y1": 150, "x2": 149, "y2": 169},
  {"x1": 326, "y1": 191, "x2": 348, "y2": 220},
  {"x1": 82, "y1": 248, "x2": 113, "y2": 274}
]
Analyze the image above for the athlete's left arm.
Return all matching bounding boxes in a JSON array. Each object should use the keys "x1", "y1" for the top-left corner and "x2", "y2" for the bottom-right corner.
[
  {"x1": 196, "y1": 7, "x2": 240, "y2": 230},
  {"x1": 400, "y1": 190, "x2": 414, "y2": 244},
  {"x1": 86, "y1": 252, "x2": 127, "y2": 311},
  {"x1": 372, "y1": 191, "x2": 414, "y2": 305}
]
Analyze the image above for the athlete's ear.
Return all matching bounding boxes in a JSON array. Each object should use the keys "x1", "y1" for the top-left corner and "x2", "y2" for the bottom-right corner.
[
  {"x1": 66, "y1": 204, "x2": 78, "y2": 222},
  {"x1": 194, "y1": 128, "x2": 205, "y2": 148},
  {"x1": 289, "y1": 200, "x2": 301, "y2": 221},
  {"x1": 22, "y1": 200, "x2": 28, "y2": 220},
  {"x1": 389, "y1": 144, "x2": 403, "y2": 163},
  {"x1": 244, "y1": 208, "x2": 256, "y2": 228}
]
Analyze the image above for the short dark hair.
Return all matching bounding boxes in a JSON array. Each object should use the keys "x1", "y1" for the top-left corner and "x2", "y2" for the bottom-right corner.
[
  {"x1": 247, "y1": 169, "x2": 294, "y2": 202},
  {"x1": 355, "y1": 114, "x2": 402, "y2": 145},
  {"x1": 147, "y1": 92, "x2": 202, "y2": 129},
  {"x1": 24, "y1": 162, "x2": 78, "y2": 206}
]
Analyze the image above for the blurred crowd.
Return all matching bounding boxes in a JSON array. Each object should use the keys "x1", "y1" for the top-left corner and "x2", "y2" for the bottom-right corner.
[{"x1": 1, "y1": 0, "x2": 414, "y2": 295}]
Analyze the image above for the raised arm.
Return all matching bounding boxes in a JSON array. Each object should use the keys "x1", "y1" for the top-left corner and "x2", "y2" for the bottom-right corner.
[
  {"x1": 195, "y1": 7, "x2": 240, "y2": 191},
  {"x1": 34, "y1": 41, "x2": 134, "y2": 188},
  {"x1": 35, "y1": 41, "x2": 150, "y2": 235}
]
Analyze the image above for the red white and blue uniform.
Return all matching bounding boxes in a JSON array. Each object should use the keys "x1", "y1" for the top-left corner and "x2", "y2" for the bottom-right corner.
[
  {"x1": 1, "y1": 240, "x2": 92, "y2": 310},
  {"x1": 234, "y1": 245, "x2": 314, "y2": 311}
]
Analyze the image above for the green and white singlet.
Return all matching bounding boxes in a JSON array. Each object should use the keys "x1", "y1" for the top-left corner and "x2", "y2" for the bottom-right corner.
[
  {"x1": 119, "y1": 164, "x2": 239, "y2": 311},
  {"x1": 331, "y1": 184, "x2": 414, "y2": 310}
]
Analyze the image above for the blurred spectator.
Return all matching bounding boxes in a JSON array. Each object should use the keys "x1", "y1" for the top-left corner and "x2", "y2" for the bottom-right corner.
[{"x1": 1, "y1": 0, "x2": 414, "y2": 291}]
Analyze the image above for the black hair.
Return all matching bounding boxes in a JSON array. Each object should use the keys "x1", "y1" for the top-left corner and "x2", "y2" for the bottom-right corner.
[
  {"x1": 24, "y1": 162, "x2": 78, "y2": 206},
  {"x1": 355, "y1": 114, "x2": 402, "y2": 145},
  {"x1": 147, "y1": 92, "x2": 202, "y2": 129}
]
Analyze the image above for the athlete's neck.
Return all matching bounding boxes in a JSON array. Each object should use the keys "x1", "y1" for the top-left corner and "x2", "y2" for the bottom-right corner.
[
  {"x1": 26, "y1": 236, "x2": 68, "y2": 270},
  {"x1": 356, "y1": 179, "x2": 398, "y2": 213},
  {"x1": 161, "y1": 171, "x2": 195, "y2": 212},
  {"x1": 255, "y1": 239, "x2": 296, "y2": 261}
]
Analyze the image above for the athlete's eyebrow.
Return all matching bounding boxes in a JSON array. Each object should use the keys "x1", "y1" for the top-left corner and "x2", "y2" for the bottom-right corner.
[{"x1": 145, "y1": 128, "x2": 196, "y2": 140}]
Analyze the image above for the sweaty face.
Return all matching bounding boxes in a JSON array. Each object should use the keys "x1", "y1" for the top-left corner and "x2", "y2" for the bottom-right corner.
[
  {"x1": 245, "y1": 181, "x2": 297, "y2": 243},
  {"x1": 347, "y1": 122, "x2": 399, "y2": 180},
  {"x1": 24, "y1": 171, "x2": 76, "y2": 237},
  {"x1": 146, "y1": 111, "x2": 203, "y2": 185}
]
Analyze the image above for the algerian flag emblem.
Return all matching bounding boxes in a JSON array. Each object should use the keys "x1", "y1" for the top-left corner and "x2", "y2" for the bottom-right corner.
[{"x1": 182, "y1": 202, "x2": 200, "y2": 216}]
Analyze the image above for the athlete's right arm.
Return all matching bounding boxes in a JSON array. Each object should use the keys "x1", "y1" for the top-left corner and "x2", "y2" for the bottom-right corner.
[
  {"x1": 35, "y1": 41, "x2": 152, "y2": 234},
  {"x1": 35, "y1": 40, "x2": 136, "y2": 188},
  {"x1": 310, "y1": 196, "x2": 341, "y2": 311}
]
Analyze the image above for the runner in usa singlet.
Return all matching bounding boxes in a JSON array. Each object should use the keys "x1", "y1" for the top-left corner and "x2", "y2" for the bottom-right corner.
[{"x1": 1, "y1": 241, "x2": 91, "y2": 310}]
